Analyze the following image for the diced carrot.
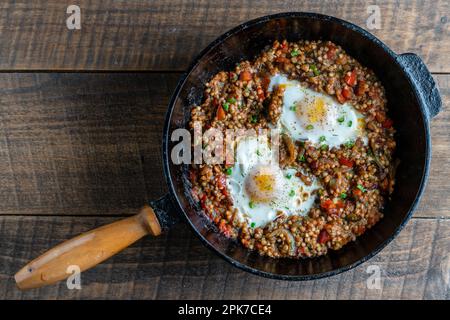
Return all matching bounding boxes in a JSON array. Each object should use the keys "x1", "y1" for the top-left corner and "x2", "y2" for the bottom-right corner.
[{"x1": 318, "y1": 229, "x2": 331, "y2": 244}]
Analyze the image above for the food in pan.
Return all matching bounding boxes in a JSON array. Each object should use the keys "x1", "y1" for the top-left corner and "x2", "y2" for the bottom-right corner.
[{"x1": 188, "y1": 40, "x2": 397, "y2": 258}]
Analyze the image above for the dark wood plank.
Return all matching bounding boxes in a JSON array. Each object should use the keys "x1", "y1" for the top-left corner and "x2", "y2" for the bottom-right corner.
[
  {"x1": 0, "y1": 73, "x2": 448, "y2": 218},
  {"x1": 0, "y1": 0, "x2": 448, "y2": 72},
  {"x1": 0, "y1": 216, "x2": 448, "y2": 299},
  {"x1": 0, "y1": 73, "x2": 177, "y2": 216}
]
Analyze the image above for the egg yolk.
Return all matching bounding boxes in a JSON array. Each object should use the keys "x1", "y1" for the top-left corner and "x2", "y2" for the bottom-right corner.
[
  {"x1": 296, "y1": 97, "x2": 327, "y2": 125},
  {"x1": 244, "y1": 165, "x2": 281, "y2": 202},
  {"x1": 254, "y1": 174, "x2": 274, "y2": 192}
]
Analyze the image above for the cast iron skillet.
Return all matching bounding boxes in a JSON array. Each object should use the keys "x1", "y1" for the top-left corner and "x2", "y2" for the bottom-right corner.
[
  {"x1": 160, "y1": 12, "x2": 442, "y2": 279},
  {"x1": 15, "y1": 12, "x2": 442, "y2": 289}
]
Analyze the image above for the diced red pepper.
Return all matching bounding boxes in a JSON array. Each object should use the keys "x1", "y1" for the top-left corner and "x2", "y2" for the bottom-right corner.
[
  {"x1": 275, "y1": 56, "x2": 289, "y2": 63},
  {"x1": 280, "y1": 42, "x2": 288, "y2": 51},
  {"x1": 342, "y1": 86, "x2": 353, "y2": 99},
  {"x1": 336, "y1": 89, "x2": 346, "y2": 104},
  {"x1": 352, "y1": 188, "x2": 363, "y2": 198},
  {"x1": 239, "y1": 70, "x2": 252, "y2": 81},
  {"x1": 216, "y1": 105, "x2": 226, "y2": 120},
  {"x1": 318, "y1": 229, "x2": 331, "y2": 244},
  {"x1": 200, "y1": 194, "x2": 208, "y2": 211},
  {"x1": 344, "y1": 70, "x2": 357, "y2": 87},
  {"x1": 356, "y1": 80, "x2": 366, "y2": 96},
  {"x1": 339, "y1": 157, "x2": 354, "y2": 167},
  {"x1": 219, "y1": 220, "x2": 232, "y2": 237},
  {"x1": 335, "y1": 200, "x2": 345, "y2": 209},
  {"x1": 320, "y1": 199, "x2": 338, "y2": 215},
  {"x1": 326, "y1": 44, "x2": 337, "y2": 60},
  {"x1": 375, "y1": 111, "x2": 386, "y2": 123},
  {"x1": 321, "y1": 199, "x2": 334, "y2": 210},
  {"x1": 297, "y1": 246, "x2": 306, "y2": 255},
  {"x1": 382, "y1": 118, "x2": 393, "y2": 128},
  {"x1": 261, "y1": 76, "x2": 271, "y2": 93}
]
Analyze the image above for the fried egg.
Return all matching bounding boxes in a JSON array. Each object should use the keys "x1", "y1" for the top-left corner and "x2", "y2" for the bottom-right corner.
[
  {"x1": 269, "y1": 74, "x2": 367, "y2": 148},
  {"x1": 226, "y1": 136, "x2": 320, "y2": 227}
]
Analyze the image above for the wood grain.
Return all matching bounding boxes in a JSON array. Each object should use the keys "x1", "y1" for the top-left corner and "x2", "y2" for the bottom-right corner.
[
  {"x1": 0, "y1": 73, "x2": 177, "y2": 216},
  {"x1": 0, "y1": 73, "x2": 448, "y2": 218},
  {"x1": 0, "y1": 0, "x2": 448, "y2": 72},
  {"x1": 0, "y1": 216, "x2": 448, "y2": 299}
]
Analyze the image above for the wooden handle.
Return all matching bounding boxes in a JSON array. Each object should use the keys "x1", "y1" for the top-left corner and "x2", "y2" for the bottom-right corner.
[{"x1": 15, "y1": 206, "x2": 161, "y2": 290}]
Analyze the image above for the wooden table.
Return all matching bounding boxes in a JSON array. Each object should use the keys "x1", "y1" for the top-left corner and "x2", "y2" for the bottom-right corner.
[{"x1": 0, "y1": 1, "x2": 448, "y2": 299}]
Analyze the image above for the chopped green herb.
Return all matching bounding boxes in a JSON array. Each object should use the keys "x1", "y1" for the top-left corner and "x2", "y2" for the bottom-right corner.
[
  {"x1": 306, "y1": 124, "x2": 314, "y2": 130},
  {"x1": 286, "y1": 173, "x2": 292, "y2": 179},
  {"x1": 249, "y1": 201, "x2": 255, "y2": 208},
  {"x1": 319, "y1": 136, "x2": 326, "y2": 143},
  {"x1": 310, "y1": 64, "x2": 320, "y2": 76},
  {"x1": 225, "y1": 168, "x2": 232, "y2": 175},
  {"x1": 320, "y1": 144, "x2": 328, "y2": 151},
  {"x1": 291, "y1": 49, "x2": 300, "y2": 57},
  {"x1": 299, "y1": 154, "x2": 306, "y2": 162},
  {"x1": 227, "y1": 97, "x2": 236, "y2": 104},
  {"x1": 256, "y1": 149, "x2": 261, "y2": 156},
  {"x1": 250, "y1": 222, "x2": 256, "y2": 228},
  {"x1": 289, "y1": 105, "x2": 297, "y2": 111},
  {"x1": 299, "y1": 141, "x2": 305, "y2": 147},
  {"x1": 337, "y1": 116, "x2": 345, "y2": 124},
  {"x1": 344, "y1": 140, "x2": 355, "y2": 148},
  {"x1": 250, "y1": 115, "x2": 258, "y2": 123},
  {"x1": 357, "y1": 184, "x2": 366, "y2": 192},
  {"x1": 347, "y1": 120, "x2": 353, "y2": 127},
  {"x1": 340, "y1": 192, "x2": 347, "y2": 199},
  {"x1": 289, "y1": 190, "x2": 295, "y2": 197},
  {"x1": 222, "y1": 102, "x2": 230, "y2": 111}
]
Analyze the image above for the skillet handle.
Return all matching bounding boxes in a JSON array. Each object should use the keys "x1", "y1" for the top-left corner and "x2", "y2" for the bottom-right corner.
[
  {"x1": 14, "y1": 194, "x2": 178, "y2": 290},
  {"x1": 397, "y1": 53, "x2": 442, "y2": 119}
]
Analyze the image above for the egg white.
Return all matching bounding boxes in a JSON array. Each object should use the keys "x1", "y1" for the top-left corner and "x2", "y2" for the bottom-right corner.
[
  {"x1": 226, "y1": 136, "x2": 320, "y2": 228},
  {"x1": 269, "y1": 74, "x2": 367, "y2": 148}
]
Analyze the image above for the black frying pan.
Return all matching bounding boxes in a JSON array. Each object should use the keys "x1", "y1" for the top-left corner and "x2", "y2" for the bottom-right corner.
[{"x1": 16, "y1": 12, "x2": 442, "y2": 289}]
